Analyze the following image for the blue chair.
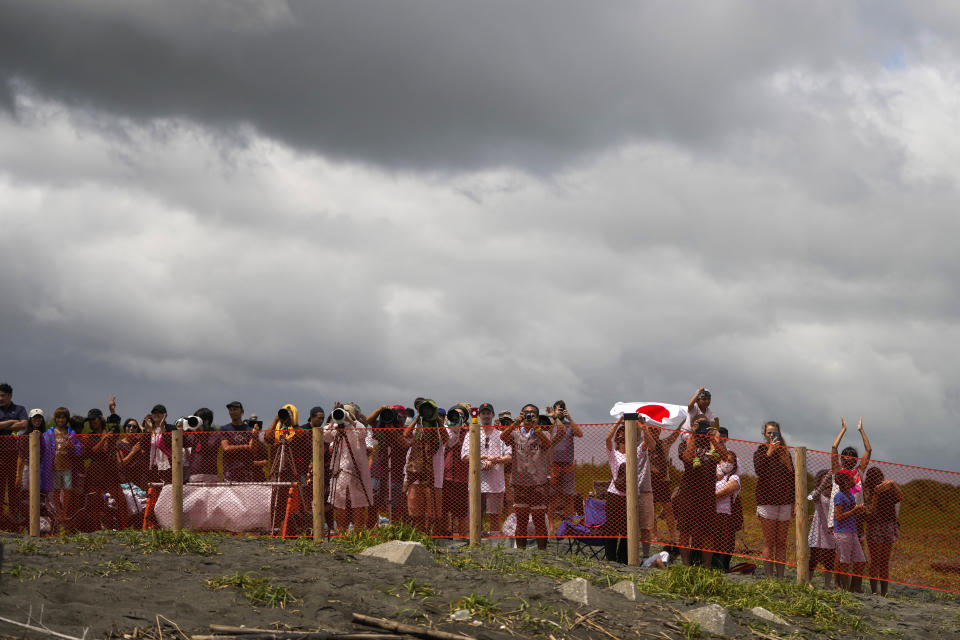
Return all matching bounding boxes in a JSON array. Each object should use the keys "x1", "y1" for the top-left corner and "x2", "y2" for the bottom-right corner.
[{"x1": 556, "y1": 495, "x2": 607, "y2": 560}]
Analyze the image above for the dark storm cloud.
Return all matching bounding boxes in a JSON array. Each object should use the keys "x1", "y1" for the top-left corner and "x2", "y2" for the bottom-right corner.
[{"x1": 0, "y1": 0, "x2": 914, "y2": 173}]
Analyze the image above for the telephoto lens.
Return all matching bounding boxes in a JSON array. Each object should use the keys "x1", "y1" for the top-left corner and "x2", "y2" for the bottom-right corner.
[
  {"x1": 447, "y1": 408, "x2": 463, "y2": 427},
  {"x1": 277, "y1": 408, "x2": 290, "y2": 421},
  {"x1": 331, "y1": 407, "x2": 347, "y2": 422}
]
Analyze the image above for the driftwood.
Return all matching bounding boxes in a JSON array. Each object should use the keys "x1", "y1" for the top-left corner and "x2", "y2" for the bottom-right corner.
[
  {"x1": 351, "y1": 614, "x2": 476, "y2": 640},
  {"x1": 196, "y1": 627, "x2": 400, "y2": 640},
  {"x1": 195, "y1": 635, "x2": 399, "y2": 640},
  {"x1": 0, "y1": 608, "x2": 89, "y2": 640}
]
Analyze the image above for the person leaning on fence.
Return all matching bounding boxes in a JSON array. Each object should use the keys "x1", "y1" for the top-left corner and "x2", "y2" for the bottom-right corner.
[
  {"x1": 500, "y1": 404, "x2": 552, "y2": 549},
  {"x1": 714, "y1": 450, "x2": 741, "y2": 572},
  {"x1": 674, "y1": 415, "x2": 727, "y2": 567},
  {"x1": 403, "y1": 399, "x2": 446, "y2": 533},
  {"x1": 548, "y1": 400, "x2": 583, "y2": 520},
  {"x1": 829, "y1": 416, "x2": 872, "y2": 592},
  {"x1": 48, "y1": 407, "x2": 82, "y2": 526},
  {"x1": 833, "y1": 468, "x2": 867, "y2": 591},
  {"x1": 753, "y1": 420, "x2": 795, "y2": 579},
  {"x1": 323, "y1": 403, "x2": 375, "y2": 533},
  {"x1": 0, "y1": 383, "x2": 28, "y2": 529},
  {"x1": 807, "y1": 469, "x2": 837, "y2": 589},
  {"x1": 863, "y1": 466, "x2": 903, "y2": 597},
  {"x1": 461, "y1": 402, "x2": 511, "y2": 536}
]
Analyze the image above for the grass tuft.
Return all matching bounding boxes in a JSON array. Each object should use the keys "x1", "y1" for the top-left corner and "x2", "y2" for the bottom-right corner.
[
  {"x1": 636, "y1": 565, "x2": 866, "y2": 632},
  {"x1": 335, "y1": 522, "x2": 436, "y2": 553},
  {"x1": 206, "y1": 571, "x2": 297, "y2": 608}
]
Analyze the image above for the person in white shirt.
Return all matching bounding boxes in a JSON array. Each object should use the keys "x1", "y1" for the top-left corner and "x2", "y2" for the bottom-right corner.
[
  {"x1": 461, "y1": 402, "x2": 511, "y2": 535},
  {"x1": 714, "y1": 450, "x2": 741, "y2": 570},
  {"x1": 682, "y1": 387, "x2": 717, "y2": 433},
  {"x1": 324, "y1": 403, "x2": 376, "y2": 533}
]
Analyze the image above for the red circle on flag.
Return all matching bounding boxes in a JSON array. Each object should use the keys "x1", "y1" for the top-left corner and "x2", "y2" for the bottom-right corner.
[{"x1": 635, "y1": 404, "x2": 670, "y2": 422}]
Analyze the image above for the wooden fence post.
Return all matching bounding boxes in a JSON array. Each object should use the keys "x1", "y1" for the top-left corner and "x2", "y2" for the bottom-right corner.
[
  {"x1": 795, "y1": 446, "x2": 810, "y2": 584},
  {"x1": 171, "y1": 428, "x2": 183, "y2": 532},
  {"x1": 29, "y1": 430, "x2": 40, "y2": 537},
  {"x1": 468, "y1": 421, "x2": 482, "y2": 546},
  {"x1": 624, "y1": 413, "x2": 640, "y2": 566},
  {"x1": 312, "y1": 426, "x2": 324, "y2": 542}
]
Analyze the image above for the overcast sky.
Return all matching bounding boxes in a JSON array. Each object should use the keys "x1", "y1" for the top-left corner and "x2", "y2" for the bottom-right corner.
[{"x1": 2, "y1": 1, "x2": 959, "y2": 473}]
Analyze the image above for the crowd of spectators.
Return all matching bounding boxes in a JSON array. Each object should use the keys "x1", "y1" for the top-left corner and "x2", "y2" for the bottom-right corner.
[{"x1": 0, "y1": 382, "x2": 903, "y2": 594}]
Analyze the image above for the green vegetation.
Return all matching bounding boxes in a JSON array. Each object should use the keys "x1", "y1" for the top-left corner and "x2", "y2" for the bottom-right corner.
[
  {"x1": 120, "y1": 529, "x2": 220, "y2": 555},
  {"x1": 206, "y1": 571, "x2": 297, "y2": 608},
  {"x1": 397, "y1": 577, "x2": 437, "y2": 600},
  {"x1": 634, "y1": 565, "x2": 866, "y2": 633},
  {"x1": 334, "y1": 522, "x2": 436, "y2": 553},
  {"x1": 283, "y1": 538, "x2": 329, "y2": 555},
  {"x1": 451, "y1": 591, "x2": 500, "y2": 620},
  {"x1": 14, "y1": 538, "x2": 43, "y2": 554}
]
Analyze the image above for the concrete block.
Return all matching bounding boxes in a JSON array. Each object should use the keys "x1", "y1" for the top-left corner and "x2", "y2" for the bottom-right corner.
[
  {"x1": 750, "y1": 606, "x2": 790, "y2": 626},
  {"x1": 360, "y1": 541, "x2": 435, "y2": 566},
  {"x1": 557, "y1": 577, "x2": 599, "y2": 606},
  {"x1": 610, "y1": 580, "x2": 637, "y2": 601},
  {"x1": 686, "y1": 603, "x2": 736, "y2": 637}
]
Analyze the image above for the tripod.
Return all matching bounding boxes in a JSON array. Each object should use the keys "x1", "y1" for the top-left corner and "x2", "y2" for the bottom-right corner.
[{"x1": 269, "y1": 431, "x2": 306, "y2": 535}]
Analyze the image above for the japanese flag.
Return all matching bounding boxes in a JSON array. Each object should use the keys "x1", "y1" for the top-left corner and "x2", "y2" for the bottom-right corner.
[{"x1": 609, "y1": 401, "x2": 688, "y2": 428}]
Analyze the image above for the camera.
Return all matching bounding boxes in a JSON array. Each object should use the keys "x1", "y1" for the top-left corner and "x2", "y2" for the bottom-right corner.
[
  {"x1": 446, "y1": 407, "x2": 464, "y2": 427},
  {"x1": 379, "y1": 407, "x2": 398, "y2": 426},
  {"x1": 247, "y1": 419, "x2": 263, "y2": 429},
  {"x1": 331, "y1": 407, "x2": 348, "y2": 422},
  {"x1": 418, "y1": 402, "x2": 438, "y2": 423},
  {"x1": 176, "y1": 415, "x2": 202, "y2": 431},
  {"x1": 769, "y1": 431, "x2": 781, "y2": 442},
  {"x1": 694, "y1": 420, "x2": 711, "y2": 435},
  {"x1": 277, "y1": 408, "x2": 290, "y2": 421}
]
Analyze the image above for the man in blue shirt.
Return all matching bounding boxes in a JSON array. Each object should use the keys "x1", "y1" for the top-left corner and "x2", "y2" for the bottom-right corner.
[{"x1": 0, "y1": 383, "x2": 28, "y2": 529}]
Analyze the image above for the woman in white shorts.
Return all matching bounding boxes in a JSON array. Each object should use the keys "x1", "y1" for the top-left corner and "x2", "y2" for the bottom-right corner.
[{"x1": 752, "y1": 421, "x2": 794, "y2": 579}]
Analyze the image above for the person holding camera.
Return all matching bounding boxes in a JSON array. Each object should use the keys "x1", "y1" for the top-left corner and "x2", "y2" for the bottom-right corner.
[
  {"x1": 117, "y1": 417, "x2": 149, "y2": 491},
  {"x1": 549, "y1": 400, "x2": 583, "y2": 521},
  {"x1": 500, "y1": 404, "x2": 551, "y2": 549},
  {"x1": 442, "y1": 405, "x2": 471, "y2": 537},
  {"x1": 753, "y1": 420, "x2": 795, "y2": 578},
  {"x1": 366, "y1": 404, "x2": 407, "y2": 526},
  {"x1": 403, "y1": 399, "x2": 450, "y2": 534},
  {"x1": 324, "y1": 403, "x2": 376, "y2": 533},
  {"x1": 185, "y1": 408, "x2": 221, "y2": 483},
  {"x1": 674, "y1": 415, "x2": 727, "y2": 566},
  {"x1": 461, "y1": 402, "x2": 511, "y2": 536}
]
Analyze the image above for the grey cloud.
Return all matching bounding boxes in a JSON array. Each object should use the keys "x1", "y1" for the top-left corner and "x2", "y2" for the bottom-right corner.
[{"x1": 0, "y1": 0, "x2": 922, "y2": 174}]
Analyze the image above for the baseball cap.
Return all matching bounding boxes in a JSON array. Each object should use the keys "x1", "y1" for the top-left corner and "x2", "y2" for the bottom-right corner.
[
  {"x1": 498, "y1": 410, "x2": 512, "y2": 420},
  {"x1": 226, "y1": 401, "x2": 243, "y2": 410},
  {"x1": 478, "y1": 403, "x2": 495, "y2": 414},
  {"x1": 151, "y1": 404, "x2": 167, "y2": 414},
  {"x1": 28, "y1": 408, "x2": 44, "y2": 419},
  {"x1": 87, "y1": 408, "x2": 103, "y2": 420},
  {"x1": 309, "y1": 406, "x2": 325, "y2": 418}
]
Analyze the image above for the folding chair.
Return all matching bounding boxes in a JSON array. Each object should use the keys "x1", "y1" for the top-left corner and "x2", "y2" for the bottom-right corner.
[{"x1": 555, "y1": 495, "x2": 606, "y2": 561}]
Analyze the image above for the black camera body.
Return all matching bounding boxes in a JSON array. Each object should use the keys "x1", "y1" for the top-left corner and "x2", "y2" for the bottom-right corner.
[
  {"x1": 694, "y1": 420, "x2": 711, "y2": 436},
  {"x1": 378, "y1": 407, "x2": 398, "y2": 426}
]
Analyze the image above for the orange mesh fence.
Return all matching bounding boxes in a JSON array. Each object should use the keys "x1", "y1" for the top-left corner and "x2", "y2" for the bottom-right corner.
[
  {"x1": 8, "y1": 421, "x2": 960, "y2": 594},
  {"x1": 804, "y1": 447, "x2": 960, "y2": 593}
]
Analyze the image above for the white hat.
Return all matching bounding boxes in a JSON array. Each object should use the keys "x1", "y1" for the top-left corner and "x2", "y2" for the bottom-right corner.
[{"x1": 28, "y1": 408, "x2": 44, "y2": 419}]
